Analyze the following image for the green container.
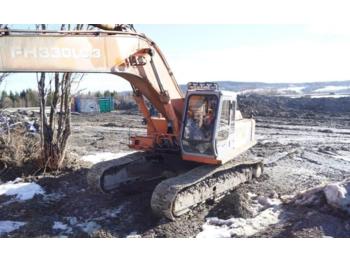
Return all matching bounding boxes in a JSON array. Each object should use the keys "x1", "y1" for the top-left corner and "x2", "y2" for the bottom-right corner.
[{"x1": 99, "y1": 97, "x2": 113, "y2": 113}]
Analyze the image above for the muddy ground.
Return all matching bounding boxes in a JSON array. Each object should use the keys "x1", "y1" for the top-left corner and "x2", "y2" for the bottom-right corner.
[{"x1": 1, "y1": 97, "x2": 350, "y2": 238}]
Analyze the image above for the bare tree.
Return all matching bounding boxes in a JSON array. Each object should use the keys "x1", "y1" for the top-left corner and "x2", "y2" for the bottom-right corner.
[
  {"x1": 37, "y1": 24, "x2": 87, "y2": 170},
  {"x1": 0, "y1": 73, "x2": 9, "y2": 84}
]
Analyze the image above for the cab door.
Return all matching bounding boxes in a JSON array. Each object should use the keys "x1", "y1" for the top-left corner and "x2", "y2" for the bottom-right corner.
[{"x1": 215, "y1": 99, "x2": 230, "y2": 153}]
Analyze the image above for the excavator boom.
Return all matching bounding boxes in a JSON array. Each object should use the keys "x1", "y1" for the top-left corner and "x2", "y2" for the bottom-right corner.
[{"x1": 0, "y1": 29, "x2": 184, "y2": 150}]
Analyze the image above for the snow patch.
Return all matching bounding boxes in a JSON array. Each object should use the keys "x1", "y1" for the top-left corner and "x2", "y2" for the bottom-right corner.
[
  {"x1": 0, "y1": 221, "x2": 26, "y2": 235},
  {"x1": 126, "y1": 231, "x2": 141, "y2": 238},
  {"x1": 81, "y1": 151, "x2": 135, "y2": 164},
  {"x1": 77, "y1": 221, "x2": 101, "y2": 235},
  {"x1": 332, "y1": 151, "x2": 350, "y2": 162},
  {"x1": 314, "y1": 86, "x2": 350, "y2": 93},
  {"x1": 27, "y1": 120, "x2": 37, "y2": 133},
  {"x1": 279, "y1": 86, "x2": 305, "y2": 94},
  {"x1": 308, "y1": 94, "x2": 350, "y2": 98},
  {"x1": 67, "y1": 216, "x2": 78, "y2": 226},
  {"x1": 257, "y1": 195, "x2": 282, "y2": 207},
  {"x1": 197, "y1": 194, "x2": 283, "y2": 238},
  {"x1": 0, "y1": 180, "x2": 45, "y2": 200},
  {"x1": 53, "y1": 221, "x2": 69, "y2": 230},
  {"x1": 102, "y1": 205, "x2": 125, "y2": 218},
  {"x1": 63, "y1": 217, "x2": 101, "y2": 235},
  {"x1": 238, "y1": 88, "x2": 265, "y2": 95},
  {"x1": 52, "y1": 221, "x2": 73, "y2": 235},
  {"x1": 324, "y1": 183, "x2": 350, "y2": 214},
  {"x1": 197, "y1": 207, "x2": 282, "y2": 238}
]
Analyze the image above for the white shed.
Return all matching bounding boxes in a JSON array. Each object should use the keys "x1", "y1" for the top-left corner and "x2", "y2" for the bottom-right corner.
[{"x1": 75, "y1": 97, "x2": 99, "y2": 113}]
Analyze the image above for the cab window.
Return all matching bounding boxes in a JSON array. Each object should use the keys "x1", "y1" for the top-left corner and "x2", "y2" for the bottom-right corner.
[
  {"x1": 230, "y1": 100, "x2": 236, "y2": 132},
  {"x1": 217, "y1": 100, "x2": 230, "y2": 141},
  {"x1": 182, "y1": 94, "x2": 218, "y2": 155}
]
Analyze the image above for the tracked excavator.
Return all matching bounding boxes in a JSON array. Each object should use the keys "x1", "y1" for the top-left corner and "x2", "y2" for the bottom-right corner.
[{"x1": 0, "y1": 24, "x2": 263, "y2": 220}]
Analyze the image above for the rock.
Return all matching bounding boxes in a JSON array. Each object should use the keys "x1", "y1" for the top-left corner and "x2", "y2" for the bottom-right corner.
[
  {"x1": 269, "y1": 191, "x2": 279, "y2": 199},
  {"x1": 289, "y1": 179, "x2": 350, "y2": 215},
  {"x1": 257, "y1": 195, "x2": 281, "y2": 207},
  {"x1": 324, "y1": 182, "x2": 350, "y2": 214}
]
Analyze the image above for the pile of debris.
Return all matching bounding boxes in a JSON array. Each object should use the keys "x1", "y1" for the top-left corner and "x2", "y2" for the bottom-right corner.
[
  {"x1": 197, "y1": 179, "x2": 350, "y2": 238},
  {"x1": 0, "y1": 109, "x2": 39, "y2": 134},
  {"x1": 289, "y1": 178, "x2": 350, "y2": 215},
  {"x1": 238, "y1": 94, "x2": 350, "y2": 118}
]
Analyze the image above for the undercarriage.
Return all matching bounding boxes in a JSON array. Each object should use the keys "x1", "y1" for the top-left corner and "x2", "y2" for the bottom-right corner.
[{"x1": 87, "y1": 152, "x2": 263, "y2": 220}]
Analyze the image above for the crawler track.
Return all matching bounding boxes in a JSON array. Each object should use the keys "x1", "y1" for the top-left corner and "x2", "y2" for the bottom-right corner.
[
  {"x1": 151, "y1": 160, "x2": 263, "y2": 220},
  {"x1": 87, "y1": 152, "x2": 146, "y2": 193},
  {"x1": 87, "y1": 152, "x2": 197, "y2": 193}
]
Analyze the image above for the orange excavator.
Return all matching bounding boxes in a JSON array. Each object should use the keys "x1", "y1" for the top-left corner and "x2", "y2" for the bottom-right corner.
[{"x1": 0, "y1": 24, "x2": 263, "y2": 220}]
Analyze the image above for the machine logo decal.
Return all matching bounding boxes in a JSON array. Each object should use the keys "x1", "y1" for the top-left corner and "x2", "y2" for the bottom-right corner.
[{"x1": 11, "y1": 47, "x2": 101, "y2": 59}]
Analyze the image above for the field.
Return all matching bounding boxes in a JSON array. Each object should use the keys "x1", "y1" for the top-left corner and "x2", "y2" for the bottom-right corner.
[{"x1": 1, "y1": 96, "x2": 350, "y2": 237}]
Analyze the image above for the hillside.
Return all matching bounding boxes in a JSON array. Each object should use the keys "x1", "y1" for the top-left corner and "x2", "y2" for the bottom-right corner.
[{"x1": 180, "y1": 80, "x2": 350, "y2": 96}]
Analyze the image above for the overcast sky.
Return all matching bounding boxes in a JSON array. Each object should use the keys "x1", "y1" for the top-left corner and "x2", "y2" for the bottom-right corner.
[{"x1": 2, "y1": 24, "x2": 350, "y2": 93}]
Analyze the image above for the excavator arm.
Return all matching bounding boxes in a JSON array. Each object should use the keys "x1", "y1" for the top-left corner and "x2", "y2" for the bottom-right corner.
[{"x1": 0, "y1": 27, "x2": 184, "y2": 147}]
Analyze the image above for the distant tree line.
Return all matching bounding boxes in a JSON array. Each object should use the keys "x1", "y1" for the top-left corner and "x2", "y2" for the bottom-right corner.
[
  {"x1": 86, "y1": 90, "x2": 118, "y2": 98},
  {"x1": 0, "y1": 89, "x2": 124, "y2": 109},
  {"x1": 0, "y1": 89, "x2": 40, "y2": 108},
  {"x1": 0, "y1": 87, "x2": 139, "y2": 110}
]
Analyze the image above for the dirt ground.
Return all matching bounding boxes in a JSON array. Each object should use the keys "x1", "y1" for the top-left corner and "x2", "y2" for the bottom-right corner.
[{"x1": 1, "y1": 98, "x2": 350, "y2": 238}]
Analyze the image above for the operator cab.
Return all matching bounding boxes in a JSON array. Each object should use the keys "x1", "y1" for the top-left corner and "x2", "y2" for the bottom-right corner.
[{"x1": 180, "y1": 82, "x2": 256, "y2": 165}]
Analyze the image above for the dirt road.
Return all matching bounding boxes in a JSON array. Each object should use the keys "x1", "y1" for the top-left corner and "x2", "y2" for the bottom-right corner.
[{"x1": 1, "y1": 107, "x2": 350, "y2": 237}]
